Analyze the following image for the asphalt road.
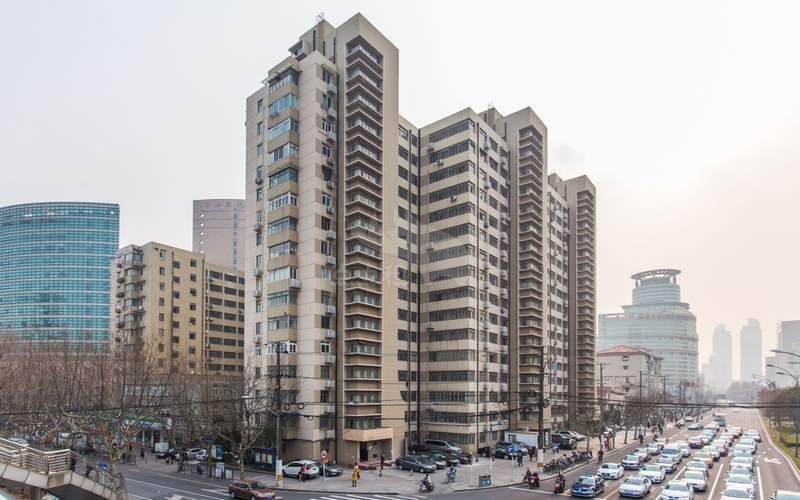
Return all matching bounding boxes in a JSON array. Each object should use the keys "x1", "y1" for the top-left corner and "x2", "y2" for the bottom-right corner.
[{"x1": 123, "y1": 409, "x2": 800, "y2": 500}]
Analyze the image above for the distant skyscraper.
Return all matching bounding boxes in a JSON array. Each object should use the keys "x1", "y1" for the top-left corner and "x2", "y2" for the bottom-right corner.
[
  {"x1": 599, "y1": 269, "x2": 698, "y2": 396},
  {"x1": 775, "y1": 320, "x2": 800, "y2": 386},
  {"x1": 709, "y1": 324, "x2": 732, "y2": 393},
  {"x1": 0, "y1": 202, "x2": 119, "y2": 348},
  {"x1": 192, "y1": 199, "x2": 245, "y2": 270},
  {"x1": 740, "y1": 318, "x2": 762, "y2": 380}
]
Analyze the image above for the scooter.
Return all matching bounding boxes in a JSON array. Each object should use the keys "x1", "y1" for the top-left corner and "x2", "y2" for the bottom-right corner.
[
  {"x1": 554, "y1": 479, "x2": 566, "y2": 494},
  {"x1": 529, "y1": 474, "x2": 540, "y2": 489},
  {"x1": 419, "y1": 479, "x2": 435, "y2": 492}
]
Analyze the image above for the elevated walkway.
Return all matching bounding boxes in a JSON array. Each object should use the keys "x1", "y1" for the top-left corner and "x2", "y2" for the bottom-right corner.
[{"x1": 0, "y1": 438, "x2": 127, "y2": 500}]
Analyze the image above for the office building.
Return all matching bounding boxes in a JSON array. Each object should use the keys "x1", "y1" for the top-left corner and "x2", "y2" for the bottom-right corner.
[
  {"x1": 708, "y1": 324, "x2": 732, "y2": 394},
  {"x1": 193, "y1": 199, "x2": 246, "y2": 270},
  {"x1": 598, "y1": 269, "x2": 698, "y2": 397},
  {"x1": 739, "y1": 318, "x2": 761, "y2": 380},
  {"x1": 0, "y1": 202, "x2": 119, "y2": 348},
  {"x1": 775, "y1": 320, "x2": 800, "y2": 387},
  {"x1": 244, "y1": 13, "x2": 596, "y2": 463}
]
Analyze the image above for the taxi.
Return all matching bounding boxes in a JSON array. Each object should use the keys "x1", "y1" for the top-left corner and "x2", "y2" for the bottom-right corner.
[{"x1": 571, "y1": 474, "x2": 606, "y2": 497}]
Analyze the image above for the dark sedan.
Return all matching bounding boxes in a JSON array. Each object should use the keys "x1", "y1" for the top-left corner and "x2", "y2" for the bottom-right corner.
[
  {"x1": 426, "y1": 451, "x2": 460, "y2": 467},
  {"x1": 156, "y1": 448, "x2": 178, "y2": 459},
  {"x1": 396, "y1": 455, "x2": 436, "y2": 473},
  {"x1": 312, "y1": 460, "x2": 343, "y2": 476}
]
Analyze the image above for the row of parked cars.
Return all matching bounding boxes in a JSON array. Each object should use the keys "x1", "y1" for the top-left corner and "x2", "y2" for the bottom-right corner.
[{"x1": 397, "y1": 440, "x2": 469, "y2": 472}]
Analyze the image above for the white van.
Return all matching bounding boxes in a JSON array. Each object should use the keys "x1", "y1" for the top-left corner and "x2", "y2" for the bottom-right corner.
[{"x1": 661, "y1": 444, "x2": 682, "y2": 463}]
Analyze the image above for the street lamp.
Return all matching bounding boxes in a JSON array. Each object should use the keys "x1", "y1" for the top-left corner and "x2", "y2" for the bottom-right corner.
[
  {"x1": 766, "y1": 363, "x2": 799, "y2": 457},
  {"x1": 752, "y1": 375, "x2": 776, "y2": 427}
]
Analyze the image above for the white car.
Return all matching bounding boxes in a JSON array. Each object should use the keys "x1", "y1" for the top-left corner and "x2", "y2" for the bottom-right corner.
[
  {"x1": 184, "y1": 448, "x2": 203, "y2": 459},
  {"x1": 6, "y1": 438, "x2": 29, "y2": 447},
  {"x1": 738, "y1": 439, "x2": 757, "y2": 453},
  {"x1": 657, "y1": 457, "x2": 677, "y2": 472},
  {"x1": 725, "y1": 475, "x2": 756, "y2": 496},
  {"x1": 640, "y1": 464, "x2": 666, "y2": 483},
  {"x1": 598, "y1": 462, "x2": 625, "y2": 480},
  {"x1": 554, "y1": 429, "x2": 587, "y2": 441},
  {"x1": 682, "y1": 470, "x2": 708, "y2": 491},
  {"x1": 282, "y1": 460, "x2": 319, "y2": 478},
  {"x1": 727, "y1": 466, "x2": 752, "y2": 478},
  {"x1": 721, "y1": 487, "x2": 754, "y2": 500},
  {"x1": 729, "y1": 457, "x2": 754, "y2": 472},
  {"x1": 744, "y1": 430, "x2": 761, "y2": 443},
  {"x1": 195, "y1": 449, "x2": 208, "y2": 461},
  {"x1": 675, "y1": 442, "x2": 691, "y2": 457},
  {"x1": 619, "y1": 475, "x2": 652, "y2": 498},
  {"x1": 660, "y1": 480, "x2": 694, "y2": 500}
]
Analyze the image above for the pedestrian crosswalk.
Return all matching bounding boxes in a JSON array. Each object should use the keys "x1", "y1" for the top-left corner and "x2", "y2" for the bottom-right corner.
[{"x1": 308, "y1": 494, "x2": 429, "y2": 500}]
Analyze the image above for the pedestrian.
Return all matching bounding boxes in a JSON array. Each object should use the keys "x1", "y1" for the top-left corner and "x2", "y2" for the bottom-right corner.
[
  {"x1": 529, "y1": 446, "x2": 534, "y2": 462},
  {"x1": 597, "y1": 449, "x2": 604, "y2": 463},
  {"x1": 638, "y1": 434, "x2": 644, "y2": 444},
  {"x1": 552, "y1": 442, "x2": 558, "y2": 454},
  {"x1": 380, "y1": 455, "x2": 385, "y2": 470},
  {"x1": 517, "y1": 451, "x2": 523, "y2": 467},
  {"x1": 599, "y1": 433, "x2": 603, "y2": 445},
  {"x1": 352, "y1": 465, "x2": 360, "y2": 487},
  {"x1": 299, "y1": 463, "x2": 307, "y2": 482},
  {"x1": 128, "y1": 444, "x2": 132, "y2": 454},
  {"x1": 140, "y1": 449, "x2": 146, "y2": 463}
]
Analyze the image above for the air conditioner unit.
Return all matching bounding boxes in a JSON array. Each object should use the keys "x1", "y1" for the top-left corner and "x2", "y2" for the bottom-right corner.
[
  {"x1": 501, "y1": 212, "x2": 510, "y2": 221},
  {"x1": 326, "y1": 206, "x2": 335, "y2": 214},
  {"x1": 324, "y1": 379, "x2": 336, "y2": 388},
  {"x1": 500, "y1": 383, "x2": 508, "y2": 391},
  {"x1": 437, "y1": 159, "x2": 444, "y2": 166},
  {"x1": 327, "y1": 107, "x2": 338, "y2": 119},
  {"x1": 500, "y1": 326, "x2": 508, "y2": 334},
  {"x1": 500, "y1": 250, "x2": 508, "y2": 258},
  {"x1": 326, "y1": 131, "x2": 337, "y2": 143},
  {"x1": 252, "y1": 289, "x2": 262, "y2": 298},
  {"x1": 501, "y1": 231, "x2": 508, "y2": 240},
  {"x1": 425, "y1": 402, "x2": 435, "y2": 410},
  {"x1": 483, "y1": 342, "x2": 490, "y2": 350},
  {"x1": 500, "y1": 365, "x2": 508, "y2": 372},
  {"x1": 208, "y1": 304, "x2": 214, "y2": 309},
  {"x1": 483, "y1": 321, "x2": 490, "y2": 329},
  {"x1": 327, "y1": 83, "x2": 338, "y2": 95},
  {"x1": 565, "y1": 228, "x2": 571, "y2": 236},
  {"x1": 326, "y1": 230, "x2": 337, "y2": 240},
  {"x1": 482, "y1": 261, "x2": 491, "y2": 269},
  {"x1": 252, "y1": 336, "x2": 261, "y2": 344},
  {"x1": 324, "y1": 329, "x2": 336, "y2": 339},
  {"x1": 500, "y1": 308, "x2": 506, "y2": 314},
  {"x1": 450, "y1": 195, "x2": 457, "y2": 202},
  {"x1": 501, "y1": 288, "x2": 508, "y2": 296},
  {"x1": 326, "y1": 156, "x2": 335, "y2": 166},
  {"x1": 564, "y1": 299, "x2": 569, "y2": 306},
  {"x1": 500, "y1": 270, "x2": 508, "y2": 278},
  {"x1": 426, "y1": 142, "x2": 435, "y2": 151},
  {"x1": 500, "y1": 157, "x2": 508, "y2": 166},
  {"x1": 209, "y1": 277, "x2": 215, "y2": 282},
  {"x1": 289, "y1": 279, "x2": 302, "y2": 289},
  {"x1": 426, "y1": 322, "x2": 435, "y2": 330},
  {"x1": 325, "y1": 355, "x2": 336, "y2": 364},
  {"x1": 425, "y1": 242, "x2": 435, "y2": 251},
  {"x1": 238, "y1": 308, "x2": 244, "y2": 313},
  {"x1": 253, "y1": 222, "x2": 263, "y2": 232},
  {"x1": 216, "y1": 371, "x2": 222, "y2": 375},
  {"x1": 325, "y1": 255, "x2": 337, "y2": 266},
  {"x1": 253, "y1": 268, "x2": 263, "y2": 276},
  {"x1": 483, "y1": 220, "x2": 490, "y2": 228},
  {"x1": 138, "y1": 306, "x2": 144, "y2": 312},
  {"x1": 325, "y1": 305, "x2": 336, "y2": 315},
  {"x1": 483, "y1": 383, "x2": 489, "y2": 389},
  {"x1": 483, "y1": 301, "x2": 490, "y2": 309},
  {"x1": 482, "y1": 364, "x2": 489, "y2": 371},
  {"x1": 482, "y1": 140, "x2": 490, "y2": 150},
  {"x1": 501, "y1": 345, "x2": 508, "y2": 354},
  {"x1": 483, "y1": 180, "x2": 491, "y2": 189},
  {"x1": 255, "y1": 176, "x2": 263, "y2": 185},
  {"x1": 482, "y1": 281, "x2": 490, "y2": 289},
  {"x1": 205, "y1": 344, "x2": 211, "y2": 348}
]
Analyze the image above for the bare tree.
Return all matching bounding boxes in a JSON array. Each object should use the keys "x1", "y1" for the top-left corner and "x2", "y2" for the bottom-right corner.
[{"x1": 571, "y1": 404, "x2": 600, "y2": 451}]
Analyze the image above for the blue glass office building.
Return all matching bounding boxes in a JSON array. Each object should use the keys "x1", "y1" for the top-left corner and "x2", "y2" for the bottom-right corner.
[
  {"x1": 0, "y1": 202, "x2": 119, "y2": 347},
  {"x1": 599, "y1": 269, "x2": 699, "y2": 395}
]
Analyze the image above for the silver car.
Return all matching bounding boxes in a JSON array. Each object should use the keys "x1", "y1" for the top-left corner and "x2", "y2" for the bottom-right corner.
[{"x1": 682, "y1": 470, "x2": 708, "y2": 491}]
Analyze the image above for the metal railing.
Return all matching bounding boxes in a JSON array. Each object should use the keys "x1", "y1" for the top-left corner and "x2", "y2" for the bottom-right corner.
[{"x1": 0, "y1": 438, "x2": 126, "y2": 495}]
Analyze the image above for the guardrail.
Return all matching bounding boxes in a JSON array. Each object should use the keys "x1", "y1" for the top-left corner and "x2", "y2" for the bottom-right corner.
[{"x1": 0, "y1": 437, "x2": 126, "y2": 495}]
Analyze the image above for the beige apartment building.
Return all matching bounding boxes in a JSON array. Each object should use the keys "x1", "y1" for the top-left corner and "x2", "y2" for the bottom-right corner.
[
  {"x1": 193, "y1": 199, "x2": 246, "y2": 270},
  {"x1": 244, "y1": 13, "x2": 596, "y2": 464},
  {"x1": 113, "y1": 243, "x2": 245, "y2": 439}
]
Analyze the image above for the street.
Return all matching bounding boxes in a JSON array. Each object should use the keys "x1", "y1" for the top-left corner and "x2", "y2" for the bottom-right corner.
[{"x1": 122, "y1": 408, "x2": 800, "y2": 500}]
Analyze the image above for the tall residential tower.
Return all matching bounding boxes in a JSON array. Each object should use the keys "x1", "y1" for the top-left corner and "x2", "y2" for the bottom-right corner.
[
  {"x1": 244, "y1": 13, "x2": 597, "y2": 463},
  {"x1": 739, "y1": 318, "x2": 761, "y2": 380}
]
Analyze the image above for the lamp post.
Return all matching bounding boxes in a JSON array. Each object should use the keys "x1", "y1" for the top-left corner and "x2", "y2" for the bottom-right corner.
[
  {"x1": 766, "y1": 363, "x2": 799, "y2": 457},
  {"x1": 752, "y1": 374, "x2": 776, "y2": 427}
]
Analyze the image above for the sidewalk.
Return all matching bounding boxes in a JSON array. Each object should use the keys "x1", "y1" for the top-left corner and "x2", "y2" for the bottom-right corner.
[{"x1": 118, "y1": 427, "x2": 667, "y2": 495}]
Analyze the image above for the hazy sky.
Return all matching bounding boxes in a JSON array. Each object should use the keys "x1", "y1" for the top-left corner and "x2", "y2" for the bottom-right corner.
[{"x1": 2, "y1": 1, "x2": 799, "y2": 377}]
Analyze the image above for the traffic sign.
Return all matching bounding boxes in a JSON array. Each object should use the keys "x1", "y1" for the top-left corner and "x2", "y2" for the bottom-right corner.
[{"x1": 321, "y1": 449, "x2": 328, "y2": 464}]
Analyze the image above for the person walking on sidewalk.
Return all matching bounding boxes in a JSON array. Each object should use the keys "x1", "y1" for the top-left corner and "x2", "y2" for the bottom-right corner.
[
  {"x1": 140, "y1": 449, "x2": 147, "y2": 463},
  {"x1": 529, "y1": 446, "x2": 534, "y2": 462},
  {"x1": 351, "y1": 465, "x2": 360, "y2": 487},
  {"x1": 517, "y1": 452, "x2": 523, "y2": 467}
]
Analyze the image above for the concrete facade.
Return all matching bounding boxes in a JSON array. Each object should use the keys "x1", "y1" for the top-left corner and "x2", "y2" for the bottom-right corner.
[
  {"x1": 192, "y1": 199, "x2": 246, "y2": 270},
  {"x1": 739, "y1": 318, "x2": 762, "y2": 381}
]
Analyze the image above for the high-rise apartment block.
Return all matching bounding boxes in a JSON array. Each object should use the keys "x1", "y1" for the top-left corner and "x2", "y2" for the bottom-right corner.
[
  {"x1": 0, "y1": 202, "x2": 119, "y2": 348},
  {"x1": 739, "y1": 318, "x2": 761, "y2": 380},
  {"x1": 599, "y1": 269, "x2": 698, "y2": 397},
  {"x1": 708, "y1": 324, "x2": 733, "y2": 393},
  {"x1": 113, "y1": 242, "x2": 244, "y2": 374},
  {"x1": 244, "y1": 13, "x2": 596, "y2": 463},
  {"x1": 193, "y1": 199, "x2": 246, "y2": 270}
]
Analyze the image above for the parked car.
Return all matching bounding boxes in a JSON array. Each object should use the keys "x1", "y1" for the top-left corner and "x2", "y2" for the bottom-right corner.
[
  {"x1": 659, "y1": 480, "x2": 695, "y2": 500},
  {"x1": 554, "y1": 430, "x2": 587, "y2": 441},
  {"x1": 681, "y1": 470, "x2": 708, "y2": 491},
  {"x1": 639, "y1": 464, "x2": 666, "y2": 483},
  {"x1": 551, "y1": 434, "x2": 578, "y2": 449},
  {"x1": 312, "y1": 460, "x2": 343, "y2": 476},
  {"x1": 396, "y1": 455, "x2": 436, "y2": 473},
  {"x1": 423, "y1": 439, "x2": 463, "y2": 454},
  {"x1": 409, "y1": 444, "x2": 433, "y2": 454},
  {"x1": 417, "y1": 453, "x2": 447, "y2": 469},
  {"x1": 493, "y1": 446, "x2": 515, "y2": 460},
  {"x1": 156, "y1": 448, "x2": 178, "y2": 459},
  {"x1": 446, "y1": 451, "x2": 471, "y2": 464},
  {"x1": 497, "y1": 441, "x2": 523, "y2": 453},
  {"x1": 426, "y1": 451, "x2": 460, "y2": 467},
  {"x1": 6, "y1": 438, "x2": 29, "y2": 447},
  {"x1": 597, "y1": 462, "x2": 625, "y2": 480},
  {"x1": 184, "y1": 448, "x2": 202, "y2": 460},
  {"x1": 619, "y1": 475, "x2": 652, "y2": 498},
  {"x1": 570, "y1": 474, "x2": 605, "y2": 497},
  {"x1": 195, "y1": 449, "x2": 208, "y2": 461},
  {"x1": 720, "y1": 487, "x2": 754, "y2": 500},
  {"x1": 228, "y1": 480, "x2": 275, "y2": 500},
  {"x1": 282, "y1": 460, "x2": 319, "y2": 479}
]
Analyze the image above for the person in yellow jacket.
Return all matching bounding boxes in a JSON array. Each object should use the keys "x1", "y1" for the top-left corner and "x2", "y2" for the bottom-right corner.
[{"x1": 351, "y1": 465, "x2": 360, "y2": 487}]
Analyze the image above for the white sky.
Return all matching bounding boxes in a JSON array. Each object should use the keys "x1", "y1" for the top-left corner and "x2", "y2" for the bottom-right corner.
[{"x1": 1, "y1": 0, "x2": 799, "y2": 379}]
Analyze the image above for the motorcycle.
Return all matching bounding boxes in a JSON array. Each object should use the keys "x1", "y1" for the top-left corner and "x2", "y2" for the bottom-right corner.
[
  {"x1": 554, "y1": 479, "x2": 566, "y2": 494},
  {"x1": 529, "y1": 474, "x2": 540, "y2": 489},
  {"x1": 419, "y1": 478, "x2": 435, "y2": 492}
]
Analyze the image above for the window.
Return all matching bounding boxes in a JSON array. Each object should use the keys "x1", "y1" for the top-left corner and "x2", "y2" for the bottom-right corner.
[
  {"x1": 257, "y1": 121, "x2": 264, "y2": 134},
  {"x1": 190, "y1": 273, "x2": 196, "y2": 282},
  {"x1": 321, "y1": 193, "x2": 331, "y2": 207},
  {"x1": 268, "y1": 70, "x2": 299, "y2": 93},
  {"x1": 268, "y1": 117, "x2": 299, "y2": 141},
  {"x1": 322, "y1": 94, "x2": 332, "y2": 109},
  {"x1": 257, "y1": 143, "x2": 263, "y2": 156},
  {"x1": 268, "y1": 192, "x2": 299, "y2": 211},
  {"x1": 268, "y1": 143, "x2": 299, "y2": 164},
  {"x1": 268, "y1": 93, "x2": 299, "y2": 114},
  {"x1": 322, "y1": 119, "x2": 334, "y2": 133},
  {"x1": 321, "y1": 342, "x2": 331, "y2": 354},
  {"x1": 267, "y1": 266, "x2": 297, "y2": 282},
  {"x1": 322, "y1": 144, "x2": 332, "y2": 158},
  {"x1": 267, "y1": 315, "x2": 297, "y2": 330},
  {"x1": 159, "y1": 267, "x2": 165, "y2": 276},
  {"x1": 268, "y1": 216, "x2": 298, "y2": 235},
  {"x1": 268, "y1": 167, "x2": 298, "y2": 188},
  {"x1": 267, "y1": 291, "x2": 298, "y2": 307},
  {"x1": 268, "y1": 241, "x2": 297, "y2": 259},
  {"x1": 256, "y1": 188, "x2": 264, "y2": 201}
]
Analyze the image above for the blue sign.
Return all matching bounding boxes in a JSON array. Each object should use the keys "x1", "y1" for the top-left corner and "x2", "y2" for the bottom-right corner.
[{"x1": 202, "y1": 436, "x2": 212, "y2": 442}]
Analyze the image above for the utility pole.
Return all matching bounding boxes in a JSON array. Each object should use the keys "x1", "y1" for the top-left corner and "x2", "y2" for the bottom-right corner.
[
  {"x1": 598, "y1": 363, "x2": 610, "y2": 437},
  {"x1": 538, "y1": 347, "x2": 546, "y2": 455},
  {"x1": 266, "y1": 342, "x2": 285, "y2": 488}
]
